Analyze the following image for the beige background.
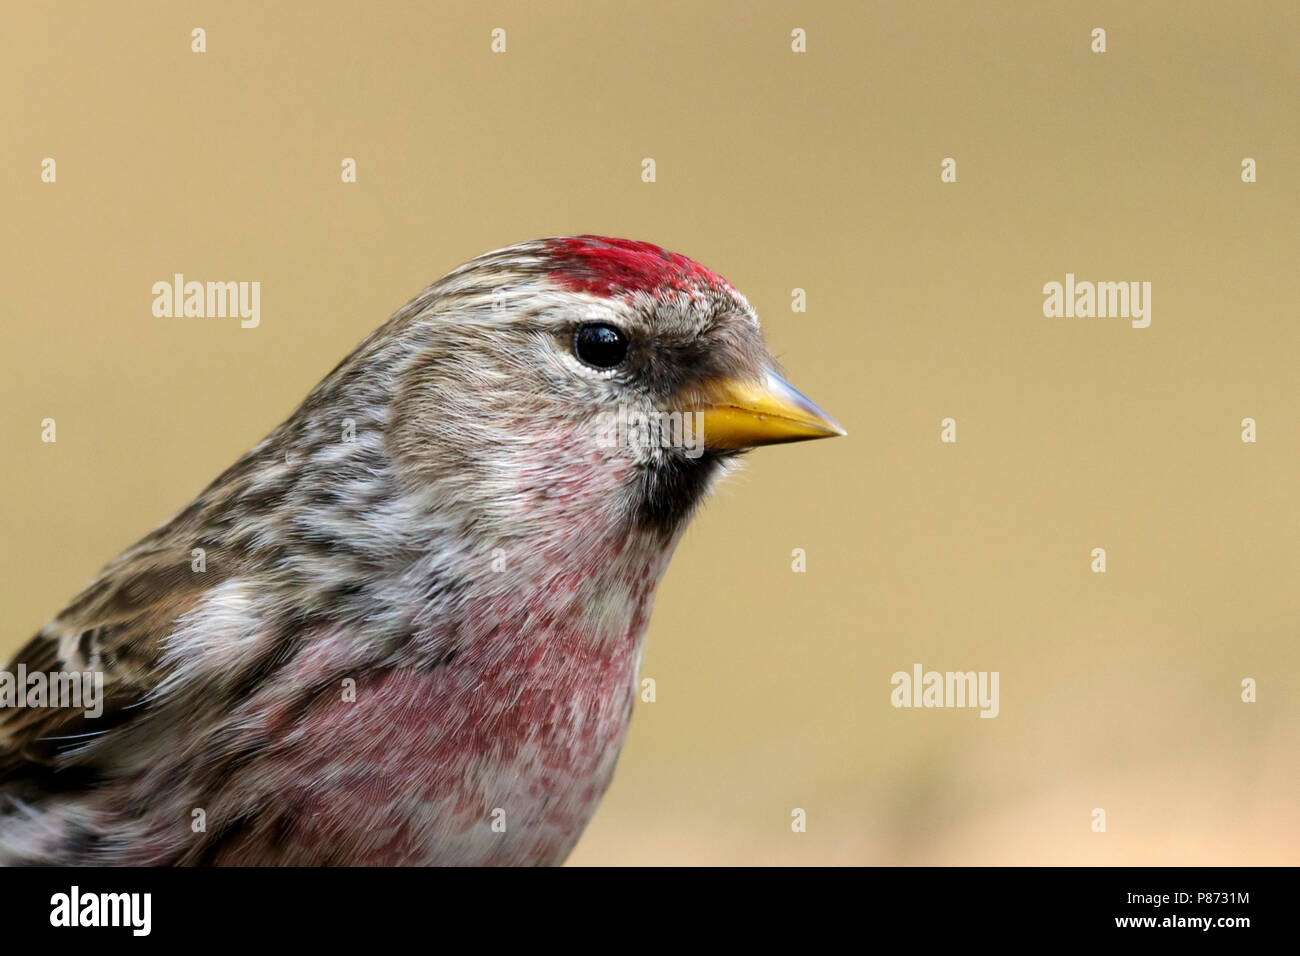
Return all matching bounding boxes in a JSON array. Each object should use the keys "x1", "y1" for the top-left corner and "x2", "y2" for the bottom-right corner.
[{"x1": 3, "y1": 1, "x2": 1297, "y2": 864}]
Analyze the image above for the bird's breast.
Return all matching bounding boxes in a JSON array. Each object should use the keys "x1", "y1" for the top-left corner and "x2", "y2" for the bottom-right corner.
[{"x1": 232, "y1": 578, "x2": 659, "y2": 866}]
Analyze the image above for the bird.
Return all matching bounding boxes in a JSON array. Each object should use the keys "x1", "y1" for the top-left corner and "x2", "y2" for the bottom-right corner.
[{"x1": 0, "y1": 236, "x2": 844, "y2": 865}]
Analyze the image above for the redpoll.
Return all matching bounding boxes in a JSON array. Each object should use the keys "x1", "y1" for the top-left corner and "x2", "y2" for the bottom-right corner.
[{"x1": 0, "y1": 236, "x2": 843, "y2": 865}]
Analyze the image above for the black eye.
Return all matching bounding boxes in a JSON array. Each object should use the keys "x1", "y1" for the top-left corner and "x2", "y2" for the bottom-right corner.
[{"x1": 573, "y1": 323, "x2": 629, "y2": 369}]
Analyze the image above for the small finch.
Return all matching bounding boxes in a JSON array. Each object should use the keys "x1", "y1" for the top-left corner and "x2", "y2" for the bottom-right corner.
[{"x1": 0, "y1": 236, "x2": 843, "y2": 865}]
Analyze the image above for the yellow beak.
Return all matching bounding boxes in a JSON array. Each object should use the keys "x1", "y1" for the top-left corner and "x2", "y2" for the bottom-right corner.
[{"x1": 691, "y1": 369, "x2": 846, "y2": 450}]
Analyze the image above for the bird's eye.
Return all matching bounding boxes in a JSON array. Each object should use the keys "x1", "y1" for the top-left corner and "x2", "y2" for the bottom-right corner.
[{"x1": 573, "y1": 323, "x2": 629, "y2": 369}]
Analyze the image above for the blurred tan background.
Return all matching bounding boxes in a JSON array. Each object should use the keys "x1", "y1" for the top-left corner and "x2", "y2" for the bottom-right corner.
[{"x1": 2, "y1": 1, "x2": 1297, "y2": 864}]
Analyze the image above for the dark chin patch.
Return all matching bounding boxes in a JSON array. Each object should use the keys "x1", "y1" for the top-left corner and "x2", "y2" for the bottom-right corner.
[{"x1": 632, "y1": 452, "x2": 729, "y2": 540}]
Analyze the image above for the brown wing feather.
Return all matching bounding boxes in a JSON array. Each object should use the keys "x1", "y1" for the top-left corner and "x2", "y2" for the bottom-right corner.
[{"x1": 0, "y1": 556, "x2": 221, "y2": 782}]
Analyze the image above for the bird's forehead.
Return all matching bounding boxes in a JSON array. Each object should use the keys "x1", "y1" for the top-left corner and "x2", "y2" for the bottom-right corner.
[{"x1": 542, "y1": 235, "x2": 734, "y2": 301}]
